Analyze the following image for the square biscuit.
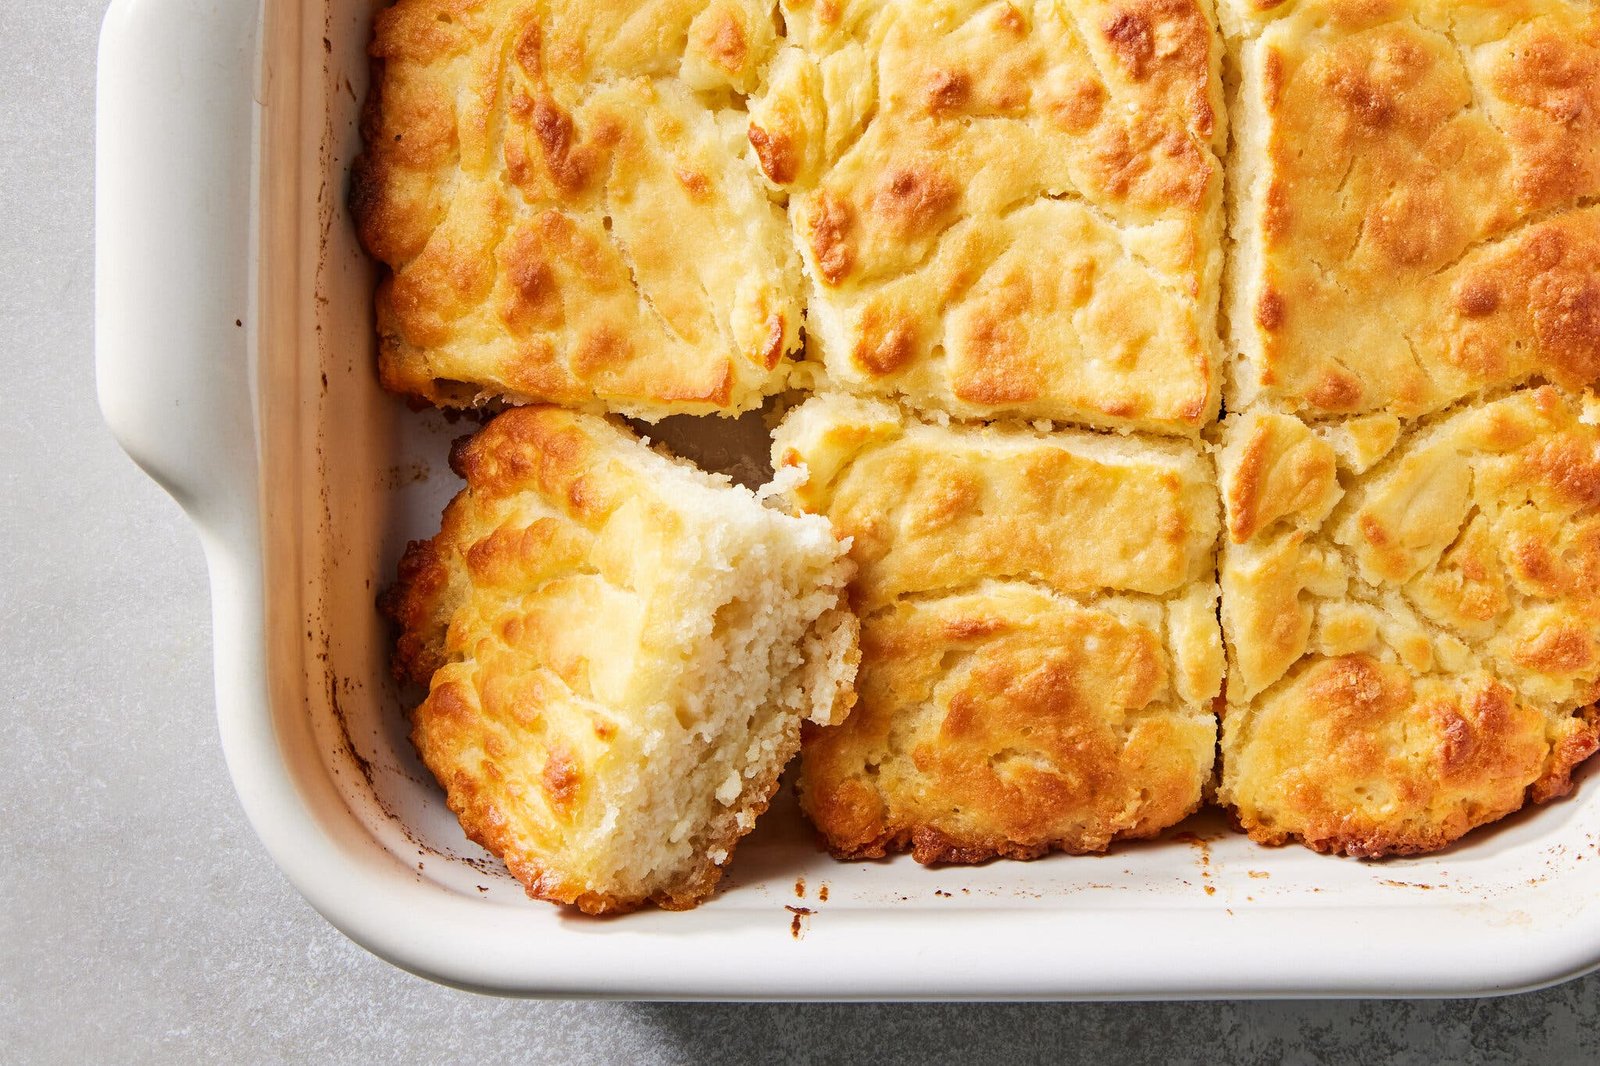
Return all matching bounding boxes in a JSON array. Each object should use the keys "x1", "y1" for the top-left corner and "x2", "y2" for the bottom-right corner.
[
  {"x1": 750, "y1": 0, "x2": 1227, "y2": 433},
  {"x1": 772, "y1": 393, "x2": 1223, "y2": 861},
  {"x1": 1224, "y1": 0, "x2": 1600, "y2": 420},
  {"x1": 1215, "y1": 391, "x2": 1600, "y2": 856},
  {"x1": 387, "y1": 407, "x2": 858, "y2": 913},
  {"x1": 354, "y1": 0, "x2": 805, "y2": 417}
]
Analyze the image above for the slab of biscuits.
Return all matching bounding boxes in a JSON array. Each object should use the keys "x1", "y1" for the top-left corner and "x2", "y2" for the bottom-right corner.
[{"x1": 357, "y1": 0, "x2": 1600, "y2": 911}]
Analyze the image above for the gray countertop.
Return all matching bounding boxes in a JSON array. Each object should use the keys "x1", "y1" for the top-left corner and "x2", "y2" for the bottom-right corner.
[{"x1": 6, "y1": 1, "x2": 1600, "y2": 1061}]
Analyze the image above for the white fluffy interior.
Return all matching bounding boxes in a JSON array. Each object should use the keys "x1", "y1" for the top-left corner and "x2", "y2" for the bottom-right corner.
[{"x1": 581, "y1": 452, "x2": 854, "y2": 900}]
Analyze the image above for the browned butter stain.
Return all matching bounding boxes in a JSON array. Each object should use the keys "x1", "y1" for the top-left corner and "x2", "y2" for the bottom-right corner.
[
  {"x1": 786, "y1": 905, "x2": 813, "y2": 939},
  {"x1": 328, "y1": 662, "x2": 377, "y2": 793},
  {"x1": 818, "y1": 883, "x2": 830, "y2": 902},
  {"x1": 382, "y1": 462, "x2": 431, "y2": 489},
  {"x1": 794, "y1": 877, "x2": 806, "y2": 900}
]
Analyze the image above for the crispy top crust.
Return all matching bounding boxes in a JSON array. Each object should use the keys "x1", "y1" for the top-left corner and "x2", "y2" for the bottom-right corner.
[
  {"x1": 387, "y1": 404, "x2": 713, "y2": 690},
  {"x1": 800, "y1": 584, "x2": 1220, "y2": 861},
  {"x1": 774, "y1": 394, "x2": 1223, "y2": 860},
  {"x1": 771, "y1": 393, "x2": 1221, "y2": 610},
  {"x1": 386, "y1": 406, "x2": 851, "y2": 911},
  {"x1": 750, "y1": 0, "x2": 1227, "y2": 432},
  {"x1": 1217, "y1": 388, "x2": 1600, "y2": 855},
  {"x1": 1225, "y1": 0, "x2": 1600, "y2": 419},
  {"x1": 354, "y1": 0, "x2": 803, "y2": 417},
  {"x1": 1227, "y1": 654, "x2": 1573, "y2": 857}
]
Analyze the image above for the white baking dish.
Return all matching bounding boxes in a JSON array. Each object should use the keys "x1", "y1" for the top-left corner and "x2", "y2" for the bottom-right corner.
[{"x1": 94, "y1": 0, "x2": 1600, "y2": 998}]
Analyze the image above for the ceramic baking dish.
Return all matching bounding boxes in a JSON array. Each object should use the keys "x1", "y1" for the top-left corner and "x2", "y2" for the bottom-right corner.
[{"x1": 94, "y1": 0, "x2": 1600, "y2": 998}]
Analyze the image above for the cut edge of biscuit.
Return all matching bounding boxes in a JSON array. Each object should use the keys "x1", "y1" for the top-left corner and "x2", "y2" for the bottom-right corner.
[{"x1": 1219, "y1": 3, "x2": 1271, "y2": 420}]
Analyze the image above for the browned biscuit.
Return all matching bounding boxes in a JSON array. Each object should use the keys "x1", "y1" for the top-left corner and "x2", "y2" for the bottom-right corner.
[
  {"x1": 750, "y1": 0, "x2": 1227, "y2": 433},
  {"x1": 1223, "y1": 0, "x2": 1600, "y2": 419},
  {"x1": 1217, "y1": 389, "x2": 1600, "y2": 856},
  {"x1": 389, "y1": 407, "x2": 858, "y2": 912},
  {"x1": 354, "y1": 0, "x2": 804, "y2": 416},
  {"x1": 773, "y1": 393, "x2": 1223, "y2": 861}
]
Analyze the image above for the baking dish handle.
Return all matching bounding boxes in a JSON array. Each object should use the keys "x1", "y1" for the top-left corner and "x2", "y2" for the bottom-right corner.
[{"x1": 95, "y1": 0, "x2": 261, "y2": 531}]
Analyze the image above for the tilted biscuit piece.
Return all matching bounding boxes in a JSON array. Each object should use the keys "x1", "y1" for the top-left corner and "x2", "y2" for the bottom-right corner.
[
  {"x1": 750, "y1": 0, "x2": 1227, "y2": 432},
  {"x1": 387, "y1": 407, "x2": 858, "y2": 912},
  {"x1": 1223, "y1": 0, "x2": 1600, "y2": 420},
  {"x1": 1217, "y1": 389, "x2": 1600, "y2": 856},
  {"x1": 773, "y1": 393, "x2": 1223, "y2": 861},
  {"x1": 353, "y1": 0, "x2": 804, "y2": 417}
]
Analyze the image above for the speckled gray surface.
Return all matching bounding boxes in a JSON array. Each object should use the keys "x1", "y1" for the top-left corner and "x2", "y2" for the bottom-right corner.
[{"x1": 6, "y1": 0, "x2": 1600, "y2": 1061}]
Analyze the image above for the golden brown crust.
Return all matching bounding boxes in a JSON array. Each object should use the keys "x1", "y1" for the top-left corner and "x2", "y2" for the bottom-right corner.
[
  {"x1": 384, "y1": 535, "x2": 456, "y2": 687},
  {"x1": 799, "y1": 585, "x2": 1219, "y2": 862},
  {"x1": 749, "y1": 0, "x2": 1226, "y2": 433},
  {"x1": 1225, "y1": 656, "x2": 1599, "y2": 858},
  {"x1": 418, "y1": 675, "x2": 808, "y2": 913},
  {"x1": 1218, "y1": 388, "x2": 1600, "y2": 856},
  {"x1": 389, "y1": 406, "x2": 856, "y2": 912},
  {"x1": 772, "y1": 393, "x2": 1220, "y2": 610},
  {"x1": 1226, "y1": 0, "x2": 1600, "y2": 419},
  {"x1": 354, "y1": 0, "x2": 803, "y2": 417},
  {"x1": 775, "y1": 394, "x2": 1223, "y2": 861}
]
